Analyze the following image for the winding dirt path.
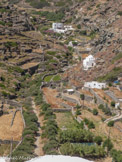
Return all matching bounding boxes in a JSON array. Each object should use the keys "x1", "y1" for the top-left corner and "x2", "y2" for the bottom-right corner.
[{"x1": 32, "y1": 100, "x2": 44, "y2": 156}]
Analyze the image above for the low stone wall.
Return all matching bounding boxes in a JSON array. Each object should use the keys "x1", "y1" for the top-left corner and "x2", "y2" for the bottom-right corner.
[
  {"x1": 11, "y1": 109, "x2": 20, "y2": 127},
  {"x1": 52, "y1": 108, "x2": 71, "y2": 112},
  {"x1": 62, "y1": 95, "x2": 80, "y2": 105},
  {"x1": 61, "y1": 103, "x2": 73, "y2": 109},
  {"x1": 74, "y1": 91, "x2": 93, "y2": 102},
  {"x1": 0, "y1": 139, "x2": 19, "y2": 145}
]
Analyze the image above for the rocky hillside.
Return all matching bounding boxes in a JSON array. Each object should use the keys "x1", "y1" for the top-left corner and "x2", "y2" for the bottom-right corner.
[{"x1": 10, "y1": 0, "x2": 122, "y2": 85}]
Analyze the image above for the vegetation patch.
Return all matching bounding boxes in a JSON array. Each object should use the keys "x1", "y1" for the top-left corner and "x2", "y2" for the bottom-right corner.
[
  {"x1": 111, "y1": 53, "x2": 122, "y2": 64},
  {"x1": 44, "y1": 75, "x2": 53, "y2": 82},
  {"x1": 32, "y1": 11, "x2": 65, "y2": 21}
]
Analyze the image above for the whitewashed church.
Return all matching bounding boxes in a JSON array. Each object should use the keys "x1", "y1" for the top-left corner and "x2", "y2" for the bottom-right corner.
[{"x1": 83, "y1": 55, "x2": 96, "y2": 70}]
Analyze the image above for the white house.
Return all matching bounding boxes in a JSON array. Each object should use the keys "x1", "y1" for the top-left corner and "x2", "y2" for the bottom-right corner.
[
  {"x1": 115, "y1": 103, "x2": 120, "y2": 109},
  {"x1": 64, "y1": 25, "x2": 74, "y2": 31},
  {"x1": 84, "y1": 81, "x2": 106, "y2": 89},
  {"x1": 52, "y1": 23, "x2": 74, "y2": 33},
  {"x1": 52, "y1": 23, "x2": 64, "y2": 30},
  {"x1": 83, "y1": 55, "x2": 96, "y2": 70},
  {"x1": 67, "y1": 89, "x2": 74, "y2": 94}
]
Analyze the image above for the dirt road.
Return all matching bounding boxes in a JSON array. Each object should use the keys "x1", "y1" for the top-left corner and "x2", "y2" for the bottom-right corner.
[{"x1": 32, "y1": 100, "x2": 44, "y2": 156}]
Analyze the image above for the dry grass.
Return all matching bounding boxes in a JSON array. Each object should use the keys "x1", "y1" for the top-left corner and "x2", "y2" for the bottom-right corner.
[
  {"x1": 21, "y1": 62, "x2": 40, "y2": 70},
  {"x1": 94, "y1": 89, "x2": 113, "y2": 104},
  {"x1": 80, "y1": 110, "x2": 122, "y2": 151},
  {"x1": 0, "y1": 111, "x2": 24, "y2": 141},
  {"x1": 42, "y1": 87, "x2": 75, "y2": 108}
]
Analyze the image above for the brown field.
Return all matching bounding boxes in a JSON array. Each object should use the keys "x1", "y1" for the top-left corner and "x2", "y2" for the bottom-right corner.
[
  {"x1": 21, "y1": 62, "x2": 40, "y2": 70},
  {"x1": 0, "y1": 111, "x2": 24, "y2": 141},
  {"x1": 42, "y1": 87, "x2": 75, "y2": 108}
]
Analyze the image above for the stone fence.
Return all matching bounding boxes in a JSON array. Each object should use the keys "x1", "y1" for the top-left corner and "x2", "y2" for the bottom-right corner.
[
  {"x1": 61, "y1": 94, "x2": 80, "y2": 105},
  {"x1": 61, "y1": 102, "x2": 73, "y2": 109},
  {"x1": 0, "y1": 139, "x2": 19, "y2": 145},
  {"x1": 52, "y1": 108, "x2": 71, "y2": 112},
  {"x1": 11, "y1": 109, "x2": 21, "y2": 127},
  {"x1": 74, "y1": 91, "x2": 93, "y2": 102}
]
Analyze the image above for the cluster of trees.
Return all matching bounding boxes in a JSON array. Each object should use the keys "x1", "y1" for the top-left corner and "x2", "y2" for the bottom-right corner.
[
  {"x1": 12, "y1": 98, "x2": 38, "y2": 162},
  {"x1": 84, "y1": 118, "x2": 95, "y2": 129},
  {"x1": 110, "y1": 149, "x2": 122, "y2": 162},
  {"x1": 60, "y1": 143, "x2": 106, "y2": 158},
  {"x1": 40, "y1": 103, "x2": 59, "y2": 154},
  {"x1": 58, "y1": 128, "x2": 94, "y2": 144}
]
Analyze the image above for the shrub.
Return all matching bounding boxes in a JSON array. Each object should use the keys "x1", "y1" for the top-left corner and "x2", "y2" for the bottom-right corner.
[
  {"x1": 94, "y1": 136, "x2": 102, "y2": 145},
  {"x1": 98, "y1": 104, "x2": 104, "y2": 109},
  {"x1": 93, "y1": 109, "x2": 98, "y2": 115},
  {"x1": 118, "y1": 11, "x2": 122, "y2": 16},
  {"x1": 103, "y1": 138, "x2": 113, "y2": 151},
  {"x1": 77, "y1": 24, "x2": 81, "y2": 29},
  {"x1": 76, "y1": 109, "x2": 81, "y2": 116},
  {"x1": 110, "y1": 149, "x2": 122, "y2": 162},
  {"x1": 111, "y1": 101, "x2": 115, "y2": 107},
  {"x1": 88, "y1": 121, "x2": 95, "y2": 129},
  {"x1": 79, "y1": 30, "x2": 87, "y2": 35},
  {"x1": 107, "y1": 121, "x2": 114, "y2": 127},
  {"x1": 84, "y1": 118, "x2": 89, "y2": 125}
]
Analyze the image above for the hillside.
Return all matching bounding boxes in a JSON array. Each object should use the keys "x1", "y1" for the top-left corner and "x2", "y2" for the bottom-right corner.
[{"x1": 0, "y1": 0, "x2": 122, "y2": 161}]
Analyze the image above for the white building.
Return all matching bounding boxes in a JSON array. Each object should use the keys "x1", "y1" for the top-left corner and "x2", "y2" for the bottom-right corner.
[
  {"x1": 52, "y1": 23, "x2": 64, "y2": 30},
  {"x1": 115, "y1": 103, "x2": 120, "y2": 109},
  {"x1": 67, "y1": 89, "x2": 74, "y2": 94},
  {"x1": 52, "y1": 23, "x2": 74, "y2": 33},
  {"x1": 84, "y1": 81, "x2": 106, "y2": 89},
  {"x1": 64, "y1": 25, "x2": 74, "y2": 31},
  {"x1": 83, "y1": 55, "x2": 96, "y2": 70}
]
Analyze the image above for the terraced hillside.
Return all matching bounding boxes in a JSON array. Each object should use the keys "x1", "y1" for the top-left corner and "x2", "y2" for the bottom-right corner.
[{"x1": 0, "y1": 0, "x2": 122, "y2": 161}]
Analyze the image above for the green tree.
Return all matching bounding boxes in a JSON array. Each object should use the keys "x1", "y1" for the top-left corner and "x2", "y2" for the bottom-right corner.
[
  {"x1": 80, "y1": 94, "x2": 85, "y2": 109},
  {"x1": 111, "y1": 101, "x2": 115, "y2": 107},
  {"x1": 103, "y1": 138, "x2": 113, "y2": 152},
  {"x1": 88, "y1": 121, "x2": 95, "y2": 129},
  {"x1": 93, "y1": 109, "x2": 98, "y2": 115},
  {"x1": 94, "y1": 136, "x2": 102, "y2": 145},
  {"x1": 107, "y1": 121, "x2": 114, "y2": 127}
]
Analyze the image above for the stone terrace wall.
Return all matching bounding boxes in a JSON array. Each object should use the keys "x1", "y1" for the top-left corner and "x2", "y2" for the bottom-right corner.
[
  {"x1": 61, "y1": 94, "x2": 80, "y2": 105},
  {"x1": 74, "y1": 91, "x2": 93, "y2": 102},
  {"x1": 0, "y1": 139, "x2": 19, "y2": 145}
]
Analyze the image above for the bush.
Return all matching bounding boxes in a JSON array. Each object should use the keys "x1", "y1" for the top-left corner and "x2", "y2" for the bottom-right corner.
[
  {"x1": 110, "y1": 149, "x2": 122, "y2": 162},
  {"x1": 94, "y1": 136, "x2": 102, "y2": 145},
  {"x1": 107, "y1": 121, "x2": 114, "y2": 127},
  {"x1": 103, "y1": 139, "x2": 113, "y2": 151},
  {"x1": 111, "y1": 101, "x2": 115, "y2": 107},
  {"x1": 88, "y1": 121, "x2": 95, "y2": 129},
  {"x1": 84, "y1": 118, "x2": 89, "y2": 125},
  {"x1": 80, "y1": 30, "x2": 87, "y2": 35},
  {"x1": 98, "y1": 104, "x2": 104, "y2": 109},
  {"x1": 76, "y1": 109, "x2": 81, "y2": 116},
  {"x1": 77, "y1": 24, "x2": 81, "y2": 29},
  {"x1": 60, "y1": 143, "x2": 105, "y2": 158},
  {"x1": 93, "y1": 109, "x2": 98, "y2": 115}
]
